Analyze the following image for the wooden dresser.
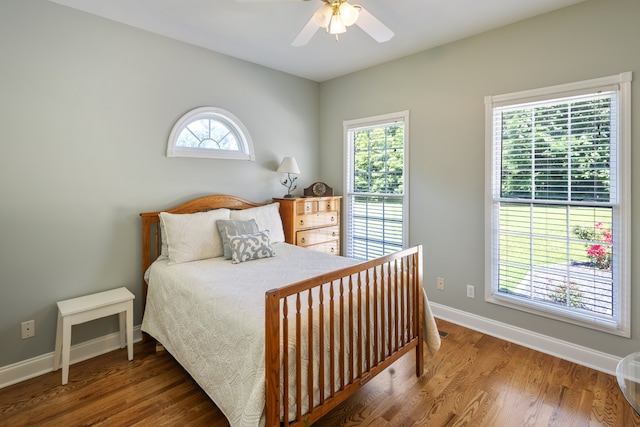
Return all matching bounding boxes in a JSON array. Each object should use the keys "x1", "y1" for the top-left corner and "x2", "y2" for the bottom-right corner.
[{"x1": 274, "y1": 196, "x2": 341, "y2": 255}]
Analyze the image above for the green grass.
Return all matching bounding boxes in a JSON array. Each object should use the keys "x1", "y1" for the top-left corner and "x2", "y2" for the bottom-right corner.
[{"x1": 497, "y1": 202, "x2": 611, "y2": 292}]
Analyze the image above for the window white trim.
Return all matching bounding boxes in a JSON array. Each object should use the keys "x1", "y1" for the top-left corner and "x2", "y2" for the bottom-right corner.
[
  {"x1": 167, "y1": 107, "x2": 255, "y2": 161},
  {"x1": 484, "y1": 72, "x2": 631, "y2": 337},
  {"x1": 343, "y1": 111, "x2": 409, "y2": 260}
]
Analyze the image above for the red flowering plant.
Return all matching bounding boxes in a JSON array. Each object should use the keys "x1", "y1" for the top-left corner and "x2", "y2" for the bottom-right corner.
[{"x1": 573, "y1": 222, "x2": 612, "y2": 270}]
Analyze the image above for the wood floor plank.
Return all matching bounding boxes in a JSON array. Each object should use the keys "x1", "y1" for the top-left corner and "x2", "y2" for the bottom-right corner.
[{"x1": 1, "y1": 319, "x2": 639, "y2": 426}]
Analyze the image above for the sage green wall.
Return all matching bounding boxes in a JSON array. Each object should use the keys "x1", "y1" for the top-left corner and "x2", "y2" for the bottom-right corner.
[
  {"x1": 0, "y1": 0, "x2": 320, "y2": 367},
  {"x1": 319, "y1": 0, "x2": 639, "y2": 357}
]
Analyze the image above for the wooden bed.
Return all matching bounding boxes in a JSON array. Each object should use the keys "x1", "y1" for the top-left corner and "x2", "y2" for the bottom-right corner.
[{"x1": 140, "y1": 194, "x2": 429, "y2": 427}]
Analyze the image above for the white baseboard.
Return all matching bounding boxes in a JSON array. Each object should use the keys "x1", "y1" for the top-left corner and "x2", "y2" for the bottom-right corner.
[
  {"x1": 0, "y1": 326, "x2": 142, "y2": 389},
  {"x1": 430, "y1": 302, "x2": 621, "y2": 376}
]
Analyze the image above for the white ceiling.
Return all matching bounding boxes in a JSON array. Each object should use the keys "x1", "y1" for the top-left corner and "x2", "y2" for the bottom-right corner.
[{"x1": 49, "y1": 0, "x2": 587, "y2": 82}]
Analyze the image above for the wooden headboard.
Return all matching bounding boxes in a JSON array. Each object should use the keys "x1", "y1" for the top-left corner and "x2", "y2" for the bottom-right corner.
[{"x1": 139, "y1": 194, "x2": 264, "y2": 314}]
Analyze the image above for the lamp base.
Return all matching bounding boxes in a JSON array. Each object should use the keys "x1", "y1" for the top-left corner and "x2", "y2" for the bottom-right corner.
[{"x1": 283, "y1": 194, "x2": 294, "y2": 198}]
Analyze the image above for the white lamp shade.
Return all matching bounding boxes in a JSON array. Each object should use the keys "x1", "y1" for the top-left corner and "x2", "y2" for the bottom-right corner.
[
  {"x1": 313, "y1": 4, "x2": 333, "y2": 28},
  {"x1": 339, "y1": 3, "x2": 359, "y2": 27},
  {"x1": 277, "y1": 157, "x2": 301, "y2": 174},
  {"x1": 328, "y1": 14, "x2": 346, "y2": 34}
]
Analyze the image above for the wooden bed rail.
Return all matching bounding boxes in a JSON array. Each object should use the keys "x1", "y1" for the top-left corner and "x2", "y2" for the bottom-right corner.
[{"x1": 265, "y1": 245, "x2": 424, "y2": 427}]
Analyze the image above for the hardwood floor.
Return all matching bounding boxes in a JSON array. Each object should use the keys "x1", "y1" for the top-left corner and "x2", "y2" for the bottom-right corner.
[{"x1": 1, "y1": 319, "x2": 638, "y2": 426}]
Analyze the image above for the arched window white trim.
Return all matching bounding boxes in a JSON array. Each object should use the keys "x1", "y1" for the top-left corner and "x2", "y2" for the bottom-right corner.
[{"x1": 167, "y1": 107, "x2": 255, "y2": 161}]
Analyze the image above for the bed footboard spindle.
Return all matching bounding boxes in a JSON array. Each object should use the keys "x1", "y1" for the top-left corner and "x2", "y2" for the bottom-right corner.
[
  {"x1": 265, "y1": 292, "x2": 281, "y2": 427},
  {"x1": 339, "y1": 278, "x2": 345, "y2": 391},
  {"x1": 318, "y1": 284, "x2": 325, "y2": 405},
  {"x1": 295, "y1": 293, "x2": 302, "y2": 422},
  {"x1": 394, "y1": 259, "x2": 400, "y2": 350},
  {"x1": 414, "y1": 248, "x2": 424, "y2": 377},
  {"x1": 356, "y1": 272, "x2": 363, "y2": 378},
  {"x1": 307, "y1": 289, "x2": 314, "y2": 415}
]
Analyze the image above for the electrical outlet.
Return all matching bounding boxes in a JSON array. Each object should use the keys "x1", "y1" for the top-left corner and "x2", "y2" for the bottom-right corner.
[
  {"x1": 466, "y1": 284, "x2": 475, "y2": 298},
  {"x1": 437, "y1": 277, "x2": 445, "y2": 291},
  {"x1": 21, "y1": 320, "x2": 35, "y2": 339}
]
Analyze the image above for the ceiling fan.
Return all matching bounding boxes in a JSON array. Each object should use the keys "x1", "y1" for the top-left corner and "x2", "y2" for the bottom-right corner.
[{"x1": 237, "y1": 0, "x2": 394, "y2": 46}]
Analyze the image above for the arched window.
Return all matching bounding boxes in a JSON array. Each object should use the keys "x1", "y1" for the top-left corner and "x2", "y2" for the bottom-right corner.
[{"x1": 167, "y1": 107, "x2": 255, "y2": 160}]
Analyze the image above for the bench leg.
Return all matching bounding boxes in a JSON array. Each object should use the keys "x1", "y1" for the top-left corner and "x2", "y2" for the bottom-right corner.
[
  {"x1": 53, "y1": 311, "x2": 62, "y2": 371},
  {"x1": 126, "y1": 300, "x2": 133, "y2": 361},
  {"x1": 61, "y1": 317, "x2": 72, "y2": 385},
  {"x1": 118, "y1": 311, "x2": 126, "y2": 349}
]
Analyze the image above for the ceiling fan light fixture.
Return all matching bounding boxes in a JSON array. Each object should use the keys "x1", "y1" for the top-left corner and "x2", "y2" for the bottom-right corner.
[
  {"x1": 328, "y1": 13, "x2": 346, "y2": 35},
  {"x1": 313, "y1": 4, "x2": 333, "y2": 28},
  {"x1": 339, "y1": 2, "x2": 359, "y2": 27},
  {"x1": 291, "y1": 0, "x2": 393, "y2": 46}
]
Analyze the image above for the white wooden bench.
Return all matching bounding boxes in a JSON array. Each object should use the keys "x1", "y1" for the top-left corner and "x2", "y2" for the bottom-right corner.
[{"x1": 53, "y1": 287, "x2": 134, "y2": 385}]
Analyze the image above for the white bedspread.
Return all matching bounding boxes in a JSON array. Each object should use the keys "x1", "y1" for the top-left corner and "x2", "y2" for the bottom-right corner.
[{"x1": 141, "y1": 243, "x2": 439, "y2": 427}]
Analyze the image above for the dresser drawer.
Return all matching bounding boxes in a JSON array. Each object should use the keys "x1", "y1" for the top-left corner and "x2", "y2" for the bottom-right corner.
[
  {"x1": 317, "y1": 199, "x2": 338, "y2": 212},
  {"x1": 296, "y1": 199, "x2": 317, "y2": 214},
  {"x1": 296, "y1": 212, "x2": 338, "y2": 230},
  {"x1": 297, "y1": 226, "x2": 339, "y2": 247},
  {"x1": 295, "y1": 198, "x2": 339, "y2": 215},
  {"x1": 306, "y1": 240, "x2": 340, "y2": 255}
]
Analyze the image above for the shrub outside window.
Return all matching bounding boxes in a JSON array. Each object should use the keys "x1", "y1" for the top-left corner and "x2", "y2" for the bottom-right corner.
[{"x1": 167, "y1": 107, "x2": 255, "y2": 160}]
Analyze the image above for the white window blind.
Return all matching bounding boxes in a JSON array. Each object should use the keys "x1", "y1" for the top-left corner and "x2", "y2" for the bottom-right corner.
[
  {"x1": 485, "y1": 73, "x2": 631, "y2": 336},
  {"x1": 344, "y1": 112, "x2": 409, "y2": 260}
]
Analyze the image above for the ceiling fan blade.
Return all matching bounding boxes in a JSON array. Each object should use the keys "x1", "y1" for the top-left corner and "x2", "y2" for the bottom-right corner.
[
  {"x1": 355, "y1": 6, "x2": 394, "y2": 43},
  {"x1": 291, "y1": 17, "x2": 320, "y2": 47}
]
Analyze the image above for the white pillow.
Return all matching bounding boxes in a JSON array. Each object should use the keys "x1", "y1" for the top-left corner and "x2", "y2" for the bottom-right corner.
[
  {"x1": 230, "y1": 203, "x2": 285, "y2": 243},
  {"x1": 159, "y1": 209, "x2": 231, "y2": 264}
]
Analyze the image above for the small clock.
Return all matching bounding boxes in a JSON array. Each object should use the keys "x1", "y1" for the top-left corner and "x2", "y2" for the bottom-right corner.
[{"x1": 304, "y1": 182, "x2": 334, "y2": 197}]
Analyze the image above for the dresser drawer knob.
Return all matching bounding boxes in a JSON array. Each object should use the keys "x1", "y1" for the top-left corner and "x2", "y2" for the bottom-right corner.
[
  {"x1": 331, "y1": 247, "x2": 335, "y2": 253},
  {"x1": 332, "y1": 231, "x2": 337, "y2": 237},
  {"x1": 301, "y1": 237, "x2": 306, "y2": 243},
  {"x1": 330, "y1": 216, "x2": 335, "y2": 222},
  {"x1": 299, "y1": 219, "x2": 304, "y2": 226}
]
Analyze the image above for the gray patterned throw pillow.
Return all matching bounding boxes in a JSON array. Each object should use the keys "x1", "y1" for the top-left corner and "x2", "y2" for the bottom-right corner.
[
  {"x1": 229, "y1": 230, "x2": 275, "y2": 264},
  {"x1": 216, "y1": 219, "x2": 260, "y2": 260}
]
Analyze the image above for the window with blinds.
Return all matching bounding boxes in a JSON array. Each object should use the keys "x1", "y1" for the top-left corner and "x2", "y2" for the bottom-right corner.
[
  {"x1": 344, "y1": 111, "x2": 408, "y2": 260},
  {"x1": 485, "y1": 73, "x2": 631, "y2": 336}
]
